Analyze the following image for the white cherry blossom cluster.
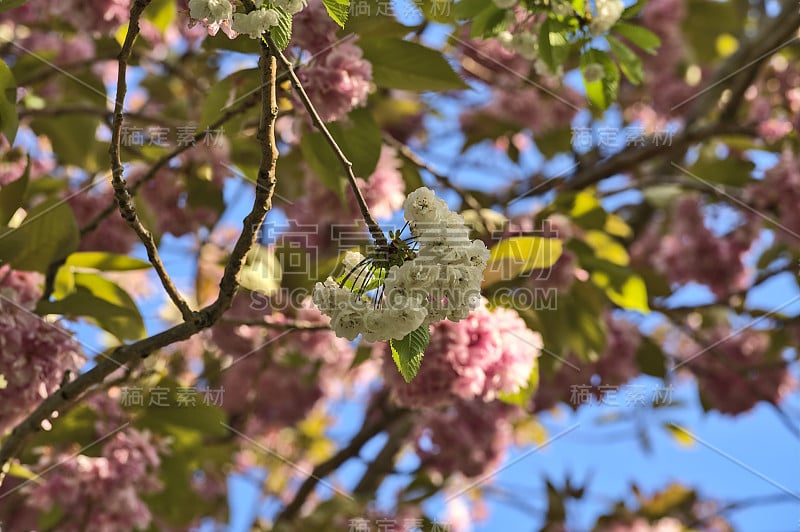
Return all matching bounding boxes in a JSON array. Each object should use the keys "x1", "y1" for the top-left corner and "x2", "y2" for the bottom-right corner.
[
  {"x1": 312, "y1": 187, "x2": 491, "y2": 342},
  {"x1": 496, "y1": 30, "x2": 563, "y2": 77},
  {"x1": 589, "y1": 0, "x2": 624, "y2": 34},
  {"x1": 188, "y1": 0, "x2": 307, "y2": 39}
]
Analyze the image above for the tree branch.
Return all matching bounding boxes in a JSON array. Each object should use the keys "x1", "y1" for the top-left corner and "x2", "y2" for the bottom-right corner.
[
  {"x1": 80, "y1": 89, "x2": 262, "y2": 238},
  {"x1": 0, "y1": 16, "x2": 281, "y2": 486},
  {"x1": 273, "y1": 393, "x2": 411, "y2": 525},
  {"x1": 107, "y1": 0, "x2": 194, "y2": 321},
  {"x1": 352, "y1": 413, "x2": 415, "y2": 496},
  {"x1": 264, "y1": 35, "x2": 389, "y2": 249},
  {"x1": 685, "y1": 0, "x2": 800, "y2": 126}
]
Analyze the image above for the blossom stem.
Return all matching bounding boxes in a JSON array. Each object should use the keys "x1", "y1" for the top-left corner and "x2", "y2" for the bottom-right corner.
[{"x1": 263, "y1": 35, "x2": 389, "y2": 249}]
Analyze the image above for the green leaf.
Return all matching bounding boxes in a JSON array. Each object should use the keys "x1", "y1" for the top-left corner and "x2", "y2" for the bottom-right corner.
[
  {"x1": 144, "y1": 0, "x2": 176, "y2": 32},
  {"x1": 590, "y1": 268, "x2": 650, "y2": 313},
  {"x1": 0, "y1": 0, "x2": 29, "y2": 12},
  {"x1": 469, "y1": 5, "x2": 507, "y2": 38},
  {"x1": 483, "y1": 237, "x2": 564, "y2": 287},
  {"x1": 535, "y1": 127, "x2": 572, "y2": 158},
  {"x1": 636, "y1": 335, "x2": 666, "y2": 378},
  {"x1": 300, "y1": 130, "x2": 346, "y2": 200},
  {"x1": 0, "y1": 155, "x2": 28, "y2": 224},
  {"x1": 25, "y1": 403, "x2": 99, "y2": 450},
  {"x1": 568, "y1": 189, "x2": 608, "y2": 229},
  {"x1": 642, "y1": 184, "x2": 683, "y2": 208},
  {"x1": 135, "y1": 378, "x2": 229, "y2": 439},
  {"x1": 580, "y1": 49, "x2": 619, "y2": 111},
  {"x1": 620, "y1": 0, "x2": 647, "y2": 18},
  {"x1": 583, "y1": 230, "x2": 629, "y2": 266},
  {"x1": 606, "y1": 34, "x2": 643, "y2": 84},
  {"x1": 37, "y1": 272, "x2": 146, "y2": 340},
  {"x1": 455, "y1": 0, "x2": 492, "y2": 19},
  {"x1": 613, "y1": 22, "x2": 661, "y2": 54},
  {"x1": 421, "y1": 0, "x2": 455, "y2": 23},
  {"x1": 204, "y1": 30, "x2": 257, "y2": 53},
  {"x1": 299, "y1": 108, "x2": 382, "y2": 197},
  {"x1": 134, "y1": 377, "x2": 232, "y2": 526},
  {"x1": 498, "y1": 360, "x2": 539, "y2": 407},
  {"x1": 187, "y1": 179, "x2": 224, "y2": 225},
  {"x1": 359, "y1": 38, "x2": 468, "y2": 92},
  {"x1": 344, "y1": 9, "x2": 416, "y2": 38},
  {"x1": 0, "y1": 58, "x2": 19, "y2": 143},
  {"x1": 538, "y1": 18, "x2": 570, "y2": 73},
  {"x1": 322, "y1": 0, "x2": 350, "y2": 27},
  {"x1": 199, "y1": 75, "x2": 234, "y2": 131},
  {"x1": 330, "y1": 108, "x2": 382, "y2": 177},
  {"x1": 390, "y1": 325, "x2": 431, "y2": 382},
  {"x1": 4, "y1": 462, "x2": 40, "y2": 483},
  {"x1": 65, "y1": 252, "x2": 152, "y2": 271},
  {"x1": 0, "y1": 198, "x2": 79, "y2": 272},
  {"x1": 682, "y1": 0, "x2": 742, "y2": 63},
  {"x1": 269, "y1": 7, "x2": 293, "y2": 51},
  {"x1": 28, "y1": 72, "x2": 105, "y2": 170},
  {"x1": 687, "y1": 156, "x2": 755, "y2": 187}
]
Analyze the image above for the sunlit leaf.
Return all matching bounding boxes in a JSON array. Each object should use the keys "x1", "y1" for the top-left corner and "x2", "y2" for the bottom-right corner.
[{"x1": 390, "y1": 325, "x2": 430, "y2": 382}]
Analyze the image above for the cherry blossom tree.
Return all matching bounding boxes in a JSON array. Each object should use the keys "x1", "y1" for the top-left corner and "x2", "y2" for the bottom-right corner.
[{"x1": 0, "y1": 0, "x2": 798, "y2": 529}]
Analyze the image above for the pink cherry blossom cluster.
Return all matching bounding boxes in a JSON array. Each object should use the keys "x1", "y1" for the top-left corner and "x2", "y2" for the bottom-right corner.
[
  {"x1": 0, "y1": 137, "x2": 30, "y2": 187},
  {"x1": 0, "y1": 132, "x2": 55, "y2": 187},
  {"x1": 630, "y1": 195, "x2": 759, "y2": 298},
  {"x1": 745, "y1": 58, "x2": 799, "y2": 143},
  {"x1": 745, "y1": 149, "x2": 800, "y2": 247},
  {"x1": 17, "y1": 32, "x2": 96, "y2": 66},
  {"x1": 296, "y1": 42, "x2": 373, "y2": 123},
  {"x1": 210, "y1": 293, "x2": 356, "y2": 431},
  {"x1": 68, "y1": 187, "x2": 140, "y2": 254},
  {"x1": 23, "y1": 426, "x2": 162, "y2": 531},
  {"x1": 385, "y1": 302, "x2": 541, "y2": 408},
  {"x1": 414, "y1": 400, "x2": 516, "y2": 478},
  {"x1": 289, "y1": 0, "x2": 372, "y2": 122},
  {"x1": 459, "y1": 28, "x2": 532, "y2": 84},
  {"x1": 677, "y1": 323, "x2": 795, "y2": 415},
  {"x1": 532, "y1": 316, "x2": 641, "y2": 412},
  {"x1": 0, "y1": 266, "x2": 85, "y2": 435},
  {"x1": 1, "y1": 0, "x2": 131, "y2": 34}
]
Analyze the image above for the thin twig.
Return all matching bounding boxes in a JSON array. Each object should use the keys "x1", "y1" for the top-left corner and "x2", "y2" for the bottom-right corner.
[
  {"x1": 264, "y1": 35, "x2": 388, "y2": 249},
  {"x1": 383, "y1": 134, "x2": 485, "y2": 214},
  {"x1": 80, "y1": 89, "x2": 262, "y2": 237},
  {"x1": 220, "y1": 317, "x2": 331, "y2": 330},
  {"x1": 107, "y1": 0, "x2": 193, "y2": 321}
]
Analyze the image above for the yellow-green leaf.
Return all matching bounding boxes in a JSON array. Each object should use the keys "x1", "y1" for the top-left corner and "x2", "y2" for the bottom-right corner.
[
  {"x1": 591, "y1": 270, "x2": 650, "y2": 313},
  {"x1": 65, "y1": 252, "x2": 152, "y2": 271},
  {"x1": 584, "y1": 230, "x2": 629, "y2": 266},
  {"x1": 664, "y1": 423, "x2": 696, "y2": 448},
  {"x1": 483, "y1": 237, "x2": 563, "y2": 287}
]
